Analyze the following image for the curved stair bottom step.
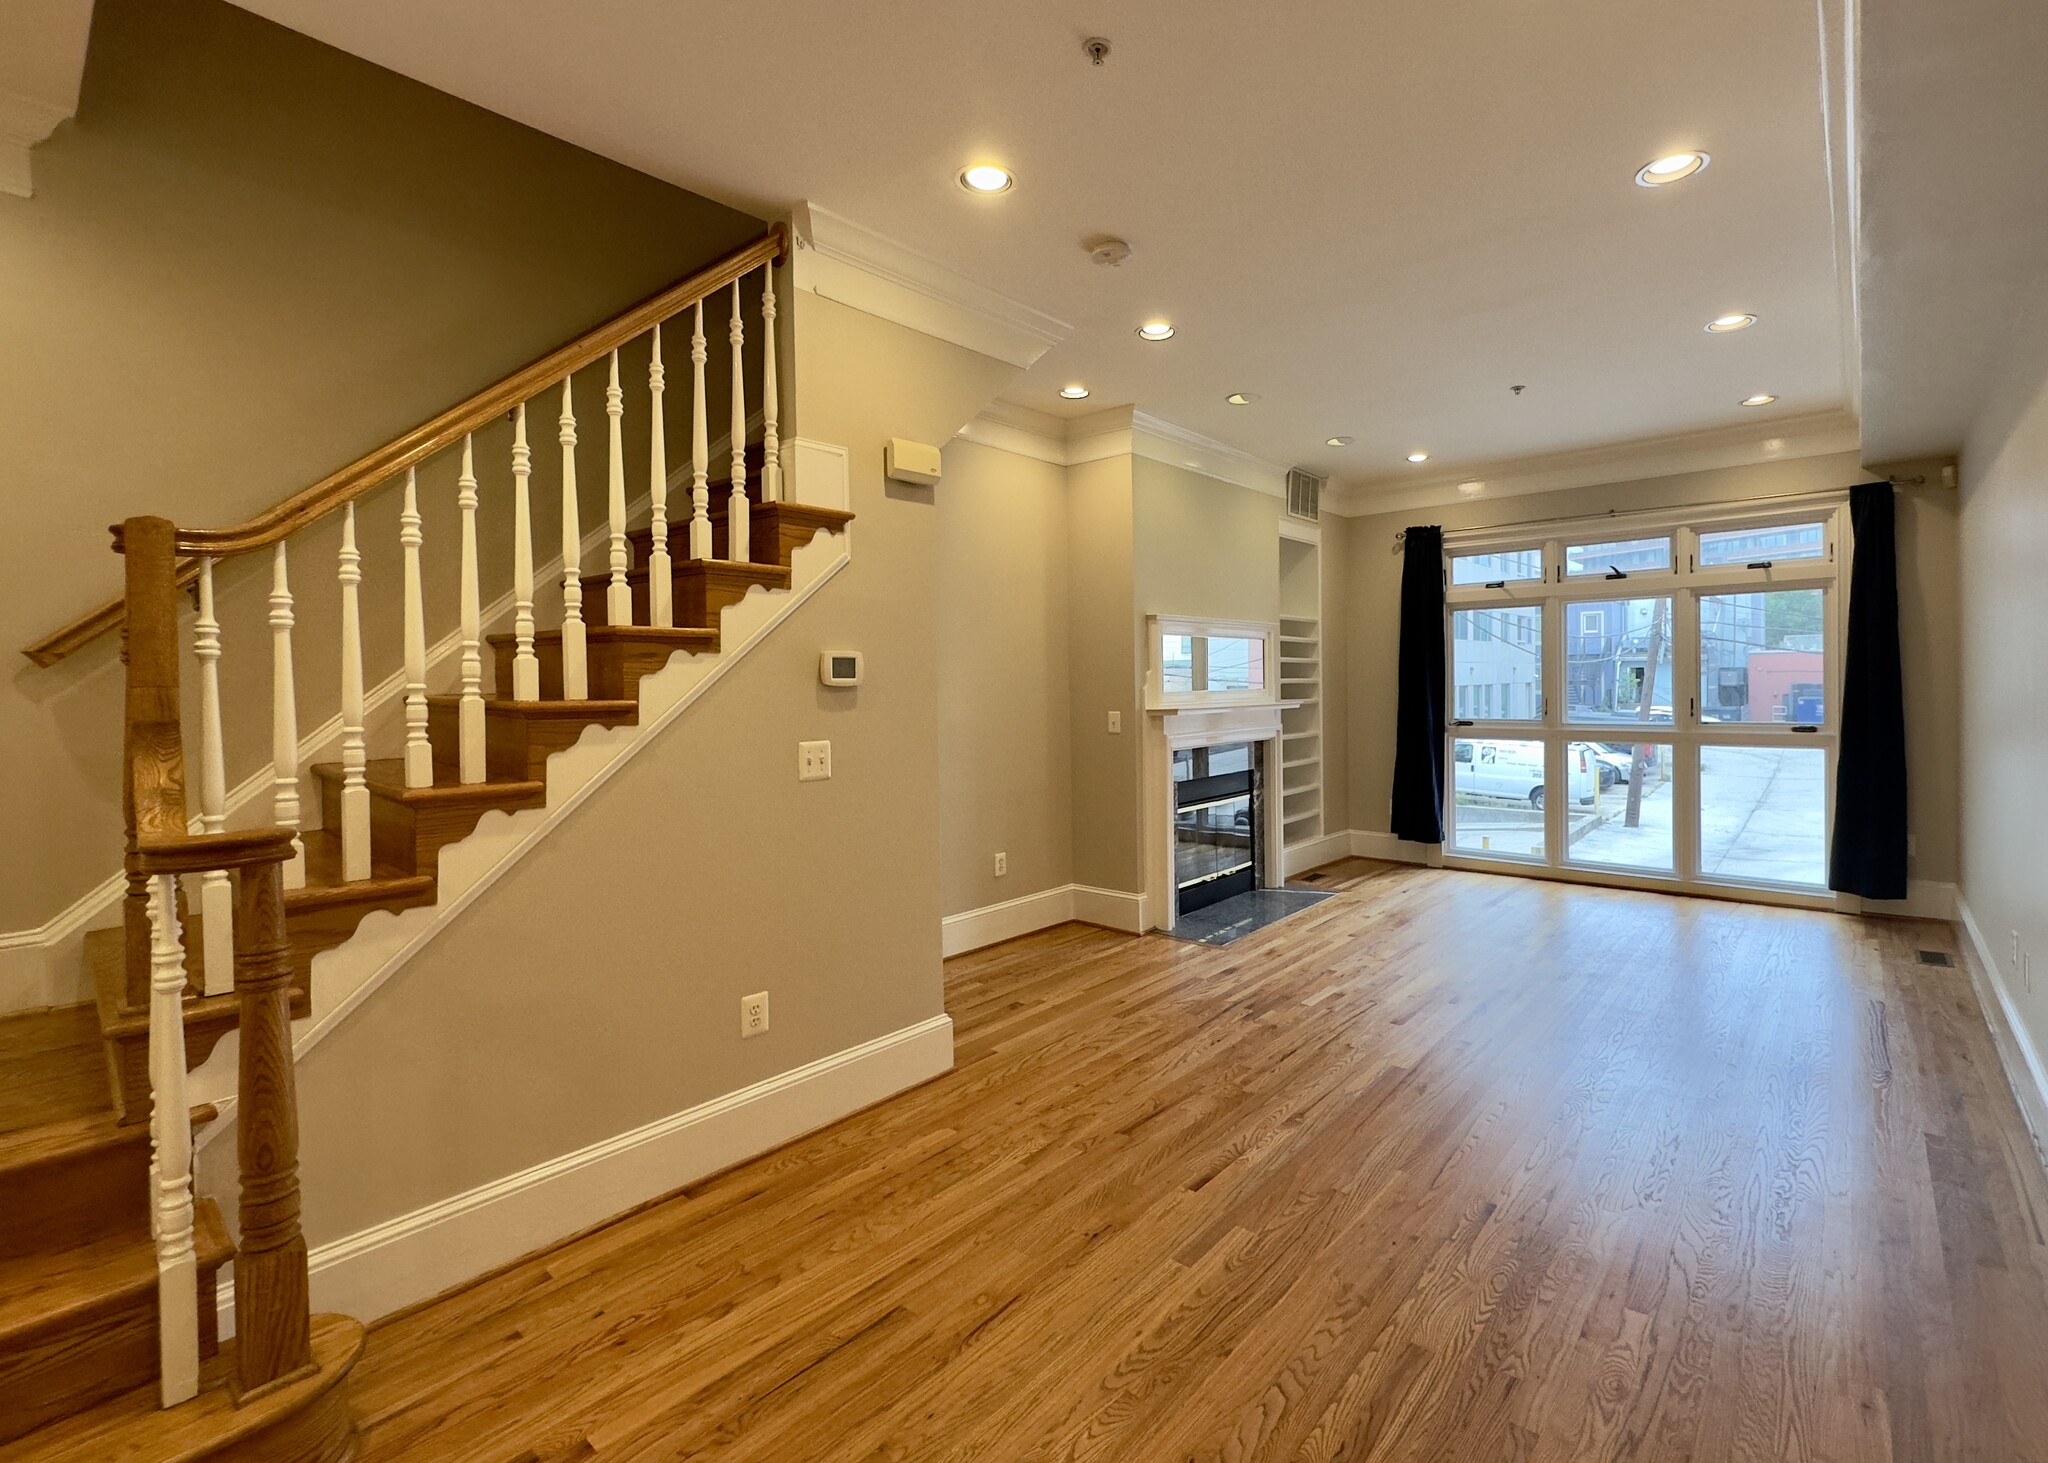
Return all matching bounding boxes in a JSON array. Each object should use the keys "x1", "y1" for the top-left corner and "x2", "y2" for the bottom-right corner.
[{"x1": 0, "y1": 1313, "x2": 363, "y2": 1463}]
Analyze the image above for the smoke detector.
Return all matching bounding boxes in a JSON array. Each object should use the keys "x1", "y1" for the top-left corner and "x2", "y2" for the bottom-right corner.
[{"x1": 1087, "y1": 235, "x2": 1133, "y2": 267}]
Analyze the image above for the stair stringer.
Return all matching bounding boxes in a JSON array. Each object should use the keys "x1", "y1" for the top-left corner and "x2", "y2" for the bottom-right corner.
[{"x1": 186, "y1": 524, "x2": 852, "y2": 1131}]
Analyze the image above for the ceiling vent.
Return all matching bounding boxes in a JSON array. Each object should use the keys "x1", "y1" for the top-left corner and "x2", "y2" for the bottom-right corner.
[{"x1": 1286, "y1": 468, "x2": 1324, "y2": 523}]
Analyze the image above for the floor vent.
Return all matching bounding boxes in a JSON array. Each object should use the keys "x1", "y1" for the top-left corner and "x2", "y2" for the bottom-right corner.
[{"x1": 1916, "y1": 950, "x2": 1954, "y2": 967}]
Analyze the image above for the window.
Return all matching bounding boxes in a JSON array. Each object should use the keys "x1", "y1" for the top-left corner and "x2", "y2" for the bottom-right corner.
[
  {"x1": 1698, "y1": 589, "x2": 1826, "y2": 724},
  {"x1": 1565, "y1": 536, "x2": 1673, "y2": 577},
  {"x1": 1441, "y1": 499, "x2": 1845, "y2": 899},
  {"x1": 1698, "y1": 521, "x2": 1827, "y2": 567},
  {"x1": 1452, "y1": 608, "x2": 1542, "y2": 721},
  {"x1": 1149, "y1": 618, "x2": 1275, "y2": 708},
  {"x1": 1451, "y1": 549, "x2": 1543, "y2": 585}
]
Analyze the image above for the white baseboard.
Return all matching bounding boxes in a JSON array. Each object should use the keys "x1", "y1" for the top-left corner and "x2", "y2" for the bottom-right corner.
[
  {"x1": 941, "y1": 883, "x2": 1148, "y2": 957},
  {"x1": 1956, "y1": 894, "x2": 2048, "y2": 1172},
  {"x1": 218, "y1": 1013, "x2": 953, "y2": 1336},
  {"x1": 1348, "y1": 829, "x2": 1442, "y2": 866},
  {"x1": 941, "y1": 886, "x2": 1077, "y2": 957},
  {"x1": 1072, "y1": 884, "x2": 1147, "y2": 934},
  {"x1": 1282, "y1": 831, "x2": 1353, "y2": 877}
]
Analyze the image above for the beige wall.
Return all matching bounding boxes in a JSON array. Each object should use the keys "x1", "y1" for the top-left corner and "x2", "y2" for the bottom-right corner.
[
  {"x1": 1338, "y1": 450, "x2": 1964, "y2": 894},
  {"x1": 936, "y1": 440, "x2": 1074, "y2": 916},
  {"x1": 1065, "y1": 455, "x2": 1141, "y2": 894},
  {"x1": 0, "y1": 0, "x2": 761, "y2": 942},
  {"x1": 1956, "y1": 288, "x2": 2048, "y2": 1119},
  {"x1": 199, "y1": 293, "x2": 1019, "y2": 1245}
]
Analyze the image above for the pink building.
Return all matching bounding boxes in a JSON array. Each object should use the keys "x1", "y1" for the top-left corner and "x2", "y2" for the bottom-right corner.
[{"x1": 1745, "y1": 649, "x2": 1826, "y2": 723}]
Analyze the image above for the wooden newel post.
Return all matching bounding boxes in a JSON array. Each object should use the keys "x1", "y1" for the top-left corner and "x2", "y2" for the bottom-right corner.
[
  {"x1": 120, "y1": 517, "x2": 190, "y2": 1017},
  {"x1": 230, "y1": 852, "x2": 313, "y2": 1402}
]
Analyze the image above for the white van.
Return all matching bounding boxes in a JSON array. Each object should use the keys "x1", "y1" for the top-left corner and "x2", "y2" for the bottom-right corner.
[{"x1": 1453, "y1": 740, "x2": 1598, "y2": 809}]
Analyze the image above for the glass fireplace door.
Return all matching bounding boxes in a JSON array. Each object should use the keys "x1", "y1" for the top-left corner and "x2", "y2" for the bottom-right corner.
[{"x1": 1173, "y1": 743, "x2": 1257, "y2": 916}]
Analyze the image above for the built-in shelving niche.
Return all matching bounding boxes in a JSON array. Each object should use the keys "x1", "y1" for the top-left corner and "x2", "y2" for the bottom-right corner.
[{"x1": 1279, "y1": 531, "x2": 1323, "y2": 847}]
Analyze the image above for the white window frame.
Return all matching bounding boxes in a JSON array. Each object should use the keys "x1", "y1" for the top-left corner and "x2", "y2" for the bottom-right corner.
[
  {"x1": 1440, "y1": 495, "x2": 1850, "y2": 907},
  {"x1": 1144, "y1": 615, "x2": 1280, "y2": 711}
]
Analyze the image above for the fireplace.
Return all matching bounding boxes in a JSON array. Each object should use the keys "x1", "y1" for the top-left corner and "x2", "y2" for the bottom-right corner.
[{"x1": 1172, "y1": 742, "x2": 1259, "y2": 915}]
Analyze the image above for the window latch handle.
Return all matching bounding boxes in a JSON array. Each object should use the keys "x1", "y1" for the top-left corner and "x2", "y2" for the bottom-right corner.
[
  {"x1": 1747, "y1": 560, "x2": 1774, "y2": 570},
  {"x1": 1450, "y1": 719, "x2": 1475, "y2": 728},
  {"x1": 1790, "y1": 724, "x2": 1819, "y2": 734},
  {"x1": 1604, "y1": 566, "x2": 1628, "y2": 580}
]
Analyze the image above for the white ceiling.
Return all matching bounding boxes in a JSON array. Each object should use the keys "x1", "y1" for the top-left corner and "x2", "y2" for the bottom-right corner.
[
  {"x1": 230, "y1": 0, "x2": 1853, "y2": 499},
  {"x1": 1854, "y1": 0, "x2": 2048, "y2": 463}
]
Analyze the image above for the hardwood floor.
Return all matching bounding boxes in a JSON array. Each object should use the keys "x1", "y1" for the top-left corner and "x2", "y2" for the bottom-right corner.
[{"x1": 347, "y1": 861, "x2": 2048, "y2": 1462}]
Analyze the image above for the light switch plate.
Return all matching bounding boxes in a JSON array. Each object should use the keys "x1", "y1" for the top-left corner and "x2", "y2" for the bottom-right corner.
[{"x1": 798, "y1": 740, "x2": 832, "y2": 781}]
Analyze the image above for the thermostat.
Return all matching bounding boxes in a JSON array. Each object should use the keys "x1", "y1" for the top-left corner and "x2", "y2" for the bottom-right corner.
[{"x1": 820, "y1": 651, "x2": 863, "y2": 687}]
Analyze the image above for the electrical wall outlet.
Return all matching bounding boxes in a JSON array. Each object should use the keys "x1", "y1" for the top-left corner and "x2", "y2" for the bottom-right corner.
[
  {"x1": 798, "y1": 740, "x2": 832, "y2": 781},
  {"x1": 1107, "y1": 710, "x2": 1121, "y2": 733},
  {"x1": 995, "y1": 852, "x2": 1008, "y2": 877},
  {"x1": 741, "y1": 991, "x2": 770, "y2": 1038}
]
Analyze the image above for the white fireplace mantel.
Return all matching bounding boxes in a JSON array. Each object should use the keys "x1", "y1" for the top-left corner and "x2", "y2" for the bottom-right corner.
[{"x1": 1142, "y1": 700, "x2": 1296, "y2": 933}]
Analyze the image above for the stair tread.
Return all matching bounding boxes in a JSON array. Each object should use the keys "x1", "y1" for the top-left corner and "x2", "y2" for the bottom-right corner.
[
  {"x1": 292, "y1": 830, "x2": 436, "y2": 904},
  {"x1": 0, "y1": 1312, "x2": 364, "y2": 1463},
  {"x1": 0, "y1": 1200, "x2": 230, "y2": 1347},
  {"x1": 307, "y1": 759, "x2": 544, "y2": 805},
  {"x1": 0, "y1": 1005, "x2": 106, "y2": 1138},
  {"x1": 0, "y1": 1103, "x2": 217, "y2": 1180}
]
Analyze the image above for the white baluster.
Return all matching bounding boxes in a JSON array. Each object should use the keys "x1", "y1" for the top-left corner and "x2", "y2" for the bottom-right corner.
[
  {"x1": 558, "y1": 379, "x2": 589, "y2": 699},
  {"x1": 727, "y1": 281, "x2": 750, "y2": 563},
  {"x1": 457, "y1": 434, "x2": 486, "y2": 784},
  {"x1": 606, "y1": 350, "x2": 632, "y2": 625},
  {"x1": 760, "y1": 263, "x2": 782, "y2": 505},
  {"x1": 689, "y1": 300, "x2": 711, "y2": 561},
  {"x1": 337, "y1": 503, "x2": 370, "y2": 882},
  {"x1": 400, "y1": 469, "x2": 432, "y2": 789},
  {"x1": 268, "y1": 543, "x2": 304, "y2": 888},
  {"x1": 146, "y1": 872, "x2": 199, "y2": 1407},
  {"x1": 647, "y1": 325, "x2": 673, "y2": 627},
  {"x1": 511, "y1": 404, "x2": 539, "y2": 702},
  {"x1": 191, "y1": 559, "x2": 234, "y2": 996}
]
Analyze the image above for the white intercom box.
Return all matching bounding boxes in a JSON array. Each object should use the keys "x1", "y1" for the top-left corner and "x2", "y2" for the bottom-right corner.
[{"x1": 884, "y1": 438, "x2": 941, "y2": 488}]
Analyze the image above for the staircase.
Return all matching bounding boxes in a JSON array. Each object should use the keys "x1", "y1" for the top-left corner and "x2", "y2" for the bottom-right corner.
[{"x1": 1, "y1": 224, "x2": 848, "y2": 1459}]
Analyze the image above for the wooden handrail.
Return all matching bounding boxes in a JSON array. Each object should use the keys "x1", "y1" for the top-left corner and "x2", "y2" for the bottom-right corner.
[{"x1": 22, "y1": 224, "x2": 786, "y2": 667}]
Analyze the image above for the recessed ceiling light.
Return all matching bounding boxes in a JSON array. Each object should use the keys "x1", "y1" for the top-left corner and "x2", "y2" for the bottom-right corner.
[
  {"x1": 1457, "y1": 481, "x2": 1487, "y2": 496},
  {"x1": 958, "y1": 164, "x2": 1013, "y2": 194},
  {"x1": 1326, "y1": 436, "x2": 1353, "y2": 447},
  {"x1": 1226, "y1": 392, "x2": 1259, "y2": 405},
  {"x1": 1636, "y1": 151, "x2": 1710, "y2": 187},
  {"x1": 1706, "y1": 313, "x2": 1758, "y2": 333},
  {"x1": 1136, "y1": 321, "x2": 1175, "y2": 341},
  {"x1": 1059, "y1": 385, "x2": 1090, "y2": 400},
  {"x1": 1740, "y1": 393, "x2": 1777, "y2": 407},
  {"x1": 1406, "y1": 451, "x2": 1430, "y2": 463}
]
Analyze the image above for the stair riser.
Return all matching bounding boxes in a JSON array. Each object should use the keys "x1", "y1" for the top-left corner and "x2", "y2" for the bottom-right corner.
[
  {"x1": 0, "y1": 1145, "x2": 149, "y2": 1262},
  {"x1": 487, "y1": 636, "x2": 714, "y2": 702},
  {"x1": 426, "y1": 700, "x2": 638, "y2": 784},
  {"x1": 0, "y1": 1273, "x2": 219, "y2": 1446},
  {"x1": 314, "y1": 772, "x2": 543, "y2": 879}
]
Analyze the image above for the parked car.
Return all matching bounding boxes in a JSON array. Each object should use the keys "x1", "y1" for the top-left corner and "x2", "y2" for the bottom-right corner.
[{"x1": 1453, "y1": 740, "x2": 1597, "y2": 809}]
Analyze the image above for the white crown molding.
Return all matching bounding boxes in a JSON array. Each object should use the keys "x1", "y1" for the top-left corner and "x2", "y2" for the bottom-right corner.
[
  {"x1": 1322, "y1": 410, "x2": 1863, "y2": 518},
  {"x1": 953, "y1": 401, "x2": 1291, "y2": 498},
  {"x1": 791, "y1": 202, "x2": 1071, "y2": 369},
  {"x1": 0, "y1": 0, "x2": 96, "y2": 199}
]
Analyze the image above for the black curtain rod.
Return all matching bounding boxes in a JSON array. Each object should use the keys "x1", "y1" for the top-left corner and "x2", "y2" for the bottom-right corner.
[{"x1": 1392, "y1": 480, "x2": 1901, "y2": 545}]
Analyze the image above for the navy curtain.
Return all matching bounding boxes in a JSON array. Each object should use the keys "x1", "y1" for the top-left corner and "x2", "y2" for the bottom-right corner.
[
  {"x1": 1390, "y1": 526, "x2": 1448, "y2": 843},
  {"x1": 1829, "y1": 481, "x2": 1910, "y2": 899}
]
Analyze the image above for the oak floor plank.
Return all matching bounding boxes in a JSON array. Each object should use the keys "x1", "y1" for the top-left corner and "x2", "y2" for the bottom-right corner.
[{"x1": 349, "y1": 863, "x2": 2048, "y2": 1462}]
